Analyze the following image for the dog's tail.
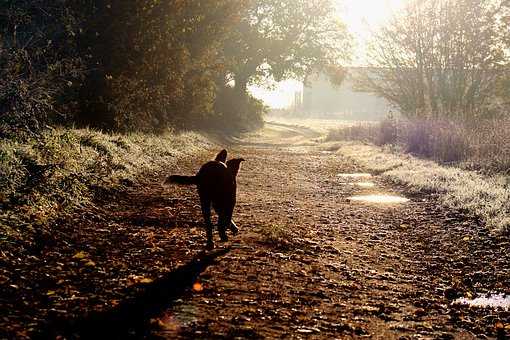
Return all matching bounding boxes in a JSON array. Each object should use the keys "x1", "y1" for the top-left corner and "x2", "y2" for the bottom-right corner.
[{"x1": 164, "y1": 175, "x2": 197, "y2": 186}]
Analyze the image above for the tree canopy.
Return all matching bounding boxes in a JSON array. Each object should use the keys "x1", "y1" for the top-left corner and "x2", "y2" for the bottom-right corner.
[
  {"x1": 223, "y1": 0, "x2": 352, "y2": 92},
  {"x1": 1, "y1": 0, "x2": 351, "y2": 135}
]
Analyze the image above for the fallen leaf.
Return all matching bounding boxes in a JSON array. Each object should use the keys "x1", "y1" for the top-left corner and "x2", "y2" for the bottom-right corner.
[
  {"x1": 192, "y1": 282, "x2": 203, "y2": 292},
  {"x1": 73, "y1": 251, "x2": 88, "y2": 259}
]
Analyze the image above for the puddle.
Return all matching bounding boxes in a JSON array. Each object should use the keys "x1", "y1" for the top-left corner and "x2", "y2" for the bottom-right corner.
[
  {"x1": 454, "y1": 293, "x2": 510, "y2": 310},
  {"x1": 348, "y1": 194, "x2": 409, "y2": 204},
  {"x1": 338, "y1": 173, "x2": 372, "y2": 179},
  {"x1": 353, "y1": 182, "x2": 376, "y2": 188}
]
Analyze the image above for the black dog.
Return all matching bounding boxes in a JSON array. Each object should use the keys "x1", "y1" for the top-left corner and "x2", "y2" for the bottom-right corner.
[{"x1": 165, "y1": 150, "x2": 244, "y2": 249}]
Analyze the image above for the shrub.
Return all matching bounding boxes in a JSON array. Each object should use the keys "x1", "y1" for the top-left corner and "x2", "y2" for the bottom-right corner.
[
  {"x1": 213, "y1": 87, "x2": 267, "y2": 133},
  {"x1": 0, "y1": 1, "x2": 84, "y2": 137},
  {"x1": 469, "y1": 119, "x2": 510, "y2": 174},
  {"x1": 258, "y1": 223, "x2": 296, "y2": 249},
  {"x1": 400, "y1": 119, "x2": 470, "y2": 163},
  {"x1": 377, "y1": 114, "x2": 398, "y2": 145},
  {"x1": 326, "y1": 123, "x2": 378, "y2": 143}
]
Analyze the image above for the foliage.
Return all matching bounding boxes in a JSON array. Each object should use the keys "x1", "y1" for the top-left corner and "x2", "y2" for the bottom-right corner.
[
  {"x1": 0, "y1": 0, "x2": 85, "y2": 137},
  {"x1": 222, "y1": 0, "x2": 352, "y2": 92},
  {"x1": 213, "y1": 86, "x2": 267, "y2": 132},
  {"x1": 357, "y1": 0, "x2": 509, "y2": 120},
  {"x1": 212, "y1": 0, "x2": 352, "y2": 131},
  {"x1": 75, "y1": 0, "x2": 244, "y2": 132},
  {"x1": 0, "y1": 0, "x2": 351, "y2": 134},
  {"x1": 0, "y1": 1, "x2": 257, "y2": 133}
]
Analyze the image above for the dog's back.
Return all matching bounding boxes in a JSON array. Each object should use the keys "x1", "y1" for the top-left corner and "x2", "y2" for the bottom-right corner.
[{"x1": 196, "y1": 161, "x2": 236, "y2": 212}]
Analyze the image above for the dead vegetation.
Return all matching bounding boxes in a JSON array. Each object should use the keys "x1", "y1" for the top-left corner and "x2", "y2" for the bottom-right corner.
[
  {"x1": 258, "y1": 223, "x2": 297, "y2": 249},
  {"x1": 327, "y1": 118, "x2": 510, "y2": 175},
  {"x1": 334, "y1": 142, "x2": 510, "y2": 234}
]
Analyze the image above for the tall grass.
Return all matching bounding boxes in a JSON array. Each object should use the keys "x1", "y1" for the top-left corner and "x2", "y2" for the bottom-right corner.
[
  {"x1": 326, "y1": 123, "x2": 379, "y2": 143},
  {"x1": 327, "y1": 118, "x2": 510, "y2": 174},
  {"x1": 327, "y1": 117, "x2": 510, "y2": 233},
  {"x1": 469, "y1": 119, "x2": 510, "y2": 173}
]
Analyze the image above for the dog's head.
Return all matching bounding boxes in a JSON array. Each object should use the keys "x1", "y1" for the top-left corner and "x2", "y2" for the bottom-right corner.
[
  {"x1": 226, "y1": 158, "x2": 245, "y2": 177},
  {"x1": 214, "y1": 149, "x2": 244, "y2": 177}
]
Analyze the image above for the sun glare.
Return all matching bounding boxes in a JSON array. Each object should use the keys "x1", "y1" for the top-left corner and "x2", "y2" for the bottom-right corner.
[
  {"x1": 249, "y1": 80, "x2": 303, "y2": 109},
  {"x1": 250, "y1": 0, "x2": 408, "y2": 109},
  {"x1": 338, "y1": 0, "x2": 408, "y2": 65}
]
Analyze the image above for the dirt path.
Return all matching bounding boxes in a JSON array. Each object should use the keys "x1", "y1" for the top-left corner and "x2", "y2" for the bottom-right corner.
[
  {"x1": 4, "y1": 122, "x2": 509, "y2": 339},
  {"x1": 145, "y1": 123, "x2": 509, "y2": 339}
]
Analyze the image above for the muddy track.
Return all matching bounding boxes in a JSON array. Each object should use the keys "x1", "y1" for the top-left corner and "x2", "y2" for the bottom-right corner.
[
  {"x1": 3, "y1": 123, "x2": 509, "y2": 339},
  {"x1": 148, "y1": 123, "x2": 510, "y2": 339}
]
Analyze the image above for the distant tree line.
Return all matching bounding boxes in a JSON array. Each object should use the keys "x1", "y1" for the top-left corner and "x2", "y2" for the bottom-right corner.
[
  {"x1": 0, "y1": 0, "x2": 351, "y2": 137},
  {"x1": 357, "y1": 0, "x2": 510, "y2": 121}
]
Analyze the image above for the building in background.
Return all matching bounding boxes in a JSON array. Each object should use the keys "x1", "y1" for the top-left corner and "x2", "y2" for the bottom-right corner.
[{"x1": 301, "y1": 68, "x2": 392, "y2": 120}]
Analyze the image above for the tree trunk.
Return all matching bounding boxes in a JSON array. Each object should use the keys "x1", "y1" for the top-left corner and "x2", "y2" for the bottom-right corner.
[{"x1": 234, "y1": 74, "x2": 249, "y2": 96}]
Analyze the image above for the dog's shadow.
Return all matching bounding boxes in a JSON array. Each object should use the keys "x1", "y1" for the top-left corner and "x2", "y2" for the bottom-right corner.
[{"x1": 36, "y1": 248, "x2": 230, "y2": 339}]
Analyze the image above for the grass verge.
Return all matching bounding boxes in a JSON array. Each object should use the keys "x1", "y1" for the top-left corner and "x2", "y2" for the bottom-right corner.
[
  {"x1": 330, "y1": 142, "x2": 510, "y2": 234},
  {"x1": 0, "y1": 128, "x2": 214, "y2": 248}
]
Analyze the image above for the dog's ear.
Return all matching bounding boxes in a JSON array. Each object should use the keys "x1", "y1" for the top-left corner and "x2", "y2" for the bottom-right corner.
[
  {"x1": 226, "y1": 158, "x2": 245, "y2": 177},
  {"x1": 215, "y1": 149, "x2": 228, "y2": 163}
]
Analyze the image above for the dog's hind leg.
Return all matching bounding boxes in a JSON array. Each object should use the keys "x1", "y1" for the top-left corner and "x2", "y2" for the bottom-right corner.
[
  {"x1": 200, "y1": 196, "x2": 214, "y2": 249},
  {"x1": 217, "y1": 214, "x2": 229, "y2": 242},
  {"x1": 230, "y1": 220, "x2": 239, "y2": 236}
]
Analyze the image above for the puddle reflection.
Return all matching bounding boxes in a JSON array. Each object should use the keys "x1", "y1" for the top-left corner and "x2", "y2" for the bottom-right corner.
[
  {"x1": 348, "y1": 194, "x2": 409, "y2": 204},
  {"x1": 353, "y1": 182, "x2": 376, "y2": 188},
  {"x1": 338, "y1": 173, "x2": 372, "y2": 179},
  {"x1": 454, "y1": 293, "x2": 510, "y2": 310}
]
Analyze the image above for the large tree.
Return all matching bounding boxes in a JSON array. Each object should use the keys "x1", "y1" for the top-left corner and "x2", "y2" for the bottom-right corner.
[
  {"x1": 1, "y1": 0, "x2": 351, "y2": 133},
  {"x1": 0, "y1": 0, "x2": 247, "y2": 133},
  {"x1": 221, "y1": 0, "x2": 352, "y2": 94},
  {"x1": 77, "y1": 0, "x2": 244, "y2": 131},
  {"x1": 357, "y1": 0, "x2": 509, "y2": 120}
]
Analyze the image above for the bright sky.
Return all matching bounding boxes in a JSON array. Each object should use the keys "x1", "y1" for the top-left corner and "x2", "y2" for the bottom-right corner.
[{"x1": 250, "y1": 0, "x2": 408, "y2": 109}]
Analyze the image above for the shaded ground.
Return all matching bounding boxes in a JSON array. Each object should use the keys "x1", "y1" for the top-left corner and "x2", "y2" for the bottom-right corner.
[{"x1": 2, "y1": 122, "x2": 510, "y2": 339}]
